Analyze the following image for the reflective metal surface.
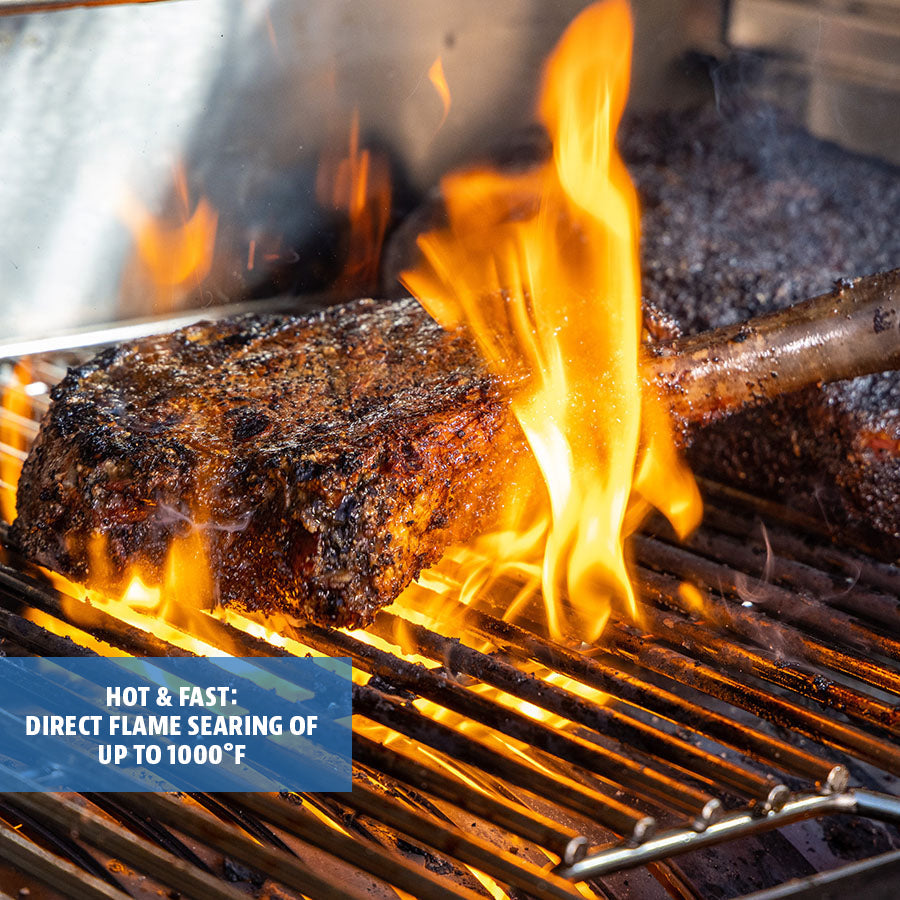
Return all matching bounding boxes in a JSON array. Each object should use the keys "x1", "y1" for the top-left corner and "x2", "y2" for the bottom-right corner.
[
  {"x1": 728, "y1": 0, "x2": 900, "y2": 163},
  {"x1": 0, "y1": 0, "x2": 597, "y2": 340},
  {"x1": 555, "y1": 790, "x2": 900, "y2": 881}
]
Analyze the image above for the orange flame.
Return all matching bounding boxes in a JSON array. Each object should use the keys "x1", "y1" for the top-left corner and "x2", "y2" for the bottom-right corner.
[
  {"x1": 428, "y1": 56, "x2": 452, "y2": 132},
  {"x1": 0, "y1": 362, "x2": 34, "y2": 524},
  {"x1": 33, "y1": 527, "x2": 224, "y2": 657},
  {"x1": 120, "y1": 163, "x2": 218, "y2": 313},
  {"x1": 402, "y1": 0, "x2": 700, "y2": 641},
  {"x1": 679, "y1": 581, "x2": 706, "y2": 616},
  {"x1": 316, "y1": 111, "x2": 392, "y2": 294}
]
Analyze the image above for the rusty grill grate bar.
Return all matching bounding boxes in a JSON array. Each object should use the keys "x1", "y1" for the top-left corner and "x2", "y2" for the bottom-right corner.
[{"x1": 1, "y1": 333, "x2": 900, "y2": 898}]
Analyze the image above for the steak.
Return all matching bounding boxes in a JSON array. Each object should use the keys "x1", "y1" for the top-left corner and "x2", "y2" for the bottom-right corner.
[
  {"x1": 621, "y1": 102, "x2": 900, "y2": 554},
  {"x1": 10, "y1": 298, "x2": 525, "y2": 627}
]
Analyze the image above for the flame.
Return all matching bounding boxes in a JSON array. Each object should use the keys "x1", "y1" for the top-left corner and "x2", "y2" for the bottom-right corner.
[
  {"x1": 0, "y1": 362, "x2": 34, "y2": 524},
  {"x1": 31, "y1": 526, "x2": 356, "y2": 662},
  {"x1": 29, "y1": 527, "x2": 224, "y2": 657},
  {"x1": 401, "y1": 0, "x2": 700, "y2": 642},
  {"x1": 316, "y1": 111, "x2": 392, "y2": 293},
  {"x1": 428, "y1": 56, "x2": 452, "y2": 132},
  {"x1": 120, "y1": 162, "x2": 218, "y2": 313},
  {"x1": 678, "y1": 581, "x2": 706, "y2": 616}
]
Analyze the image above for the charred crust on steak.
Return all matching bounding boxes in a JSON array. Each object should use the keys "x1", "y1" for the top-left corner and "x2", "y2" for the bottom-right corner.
[
  {"x1": 11, "y1": 298, "x2": 526, "y2": 628},
  {"x1": 622, "y1": 101, "x2": 900, "y2": 553}
]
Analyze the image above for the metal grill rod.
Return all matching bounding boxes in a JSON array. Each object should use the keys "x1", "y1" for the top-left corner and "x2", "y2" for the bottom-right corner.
[
  {"x1": 0, "y1": 822, "x2": 129, "y2": 900},
  {"x1": 672, "y1": 519, "x2": 900, "y2": 632},
  {"x1": 556, "y1": 790, "x2": 900, "y2": 881},
  {"x1": 0, "y1": 549, "x2": 660, "y2": 842},
  {"x1": 3, "y1": 791, "x2": 365, "y2": 900},
  {"x1": 633, "y1": 535, "x2": 900, "y2": 685},
  {"x1": 131, "y1": 789, "x2": 488, "y2": 900},
  {"x1": 1, "y1": 538, "x2": 898, "y2": 892},
  {"x1": 352, "y1": 732, "x2": 589, "y2": 864},
  {"x1": 231, "y1": 789, "x2": 587, "y2": 900},
  {"x1": 355, "y1": 680, "x2": 657, "y2": 841},
  {"x1": 289, "y1": 621, "x2": 696, "y2": 829},
  {"x1": 635, "y1": 587, "x2": 899, "y2": 731},
  {"x1": 368, "y1": 612, "x2": 774, "y2": 810},
  {"x1": 454, "y1": 604, "x2": 843, "y2": 787},
  {"x1": 606, "y1": 621, "x2": 900, "y2": 776}
]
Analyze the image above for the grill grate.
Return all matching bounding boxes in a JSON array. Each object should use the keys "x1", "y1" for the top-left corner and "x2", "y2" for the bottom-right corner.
[{"x1": 1, "y1": 321, "x2": 900, "y2": 899}]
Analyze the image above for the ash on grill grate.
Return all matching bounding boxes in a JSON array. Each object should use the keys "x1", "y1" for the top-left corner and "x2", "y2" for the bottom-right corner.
[{"x1": 1, "y1": 346, "x2": 900, "y2": 899}]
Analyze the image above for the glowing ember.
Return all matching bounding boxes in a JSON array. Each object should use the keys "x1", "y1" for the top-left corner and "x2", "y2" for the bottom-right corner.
[
  {"x1": 120, "y1": 162, "x2": 218, "y2": 313},
  {"x1": 401, "y1": 0, "x2": 700, "y2": 641},
  {"x1": 316, "y1": 110, "x2": 392, "y2": 293}
]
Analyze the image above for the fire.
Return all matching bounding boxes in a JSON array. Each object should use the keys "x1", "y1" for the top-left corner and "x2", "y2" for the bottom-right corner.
[
  {"x1": 679, "y1": 581, "x2": 706, "y2": 616},
  {"x1": 0, "y1": 362, "x2": 34, "y2": 524},
  {"x1": 428, "y1": 56, "x2": 452, "y2": 132},
  {"x1": 316, "y1": 111, "x2": 392, "y2": 294},
  {"x1": 401, "y1": 0, "x2": 700, "y2": 641},
  {"x1": 120, "y1": 162, "x2": 218, "y2": 313},
  {"x1": 34, "y1": 529, "x2": 224, "y2": 657}
]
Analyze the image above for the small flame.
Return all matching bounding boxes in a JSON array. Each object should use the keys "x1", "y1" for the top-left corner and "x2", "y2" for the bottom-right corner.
[
  {"x1": 428, "y1": 56, "x2": 452, "y2": 132},
  {"x1": 316, "y1": 111, "x2": 392, "y2": 293},
  {"x1": 120, "y1": 162, "x2": 218, "y2": 313},
  {"x1": 402, "y1": 0, "x2": 700, "y2": 641},
  {"x1": 264, "y1": 8, "x2": 282, "y2": 64},
  {"x1": 33, "y1": 527, "x2": 223, "y2": 658},
  {"x1": 678, "y1": 581, "x2": 706, "y2": 616},
  {"x1": 0, "y1": 362, "x2": 34, "y2": 524}
]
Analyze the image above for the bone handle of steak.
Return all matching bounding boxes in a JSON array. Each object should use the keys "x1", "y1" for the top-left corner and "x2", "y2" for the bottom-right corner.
[{"x1": 648, "y1": 268, "x2": 900, "y2": 433}]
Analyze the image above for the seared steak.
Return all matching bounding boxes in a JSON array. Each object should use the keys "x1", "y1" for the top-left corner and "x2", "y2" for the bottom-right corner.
[
  {"x1": 622, "y1": 102, "x2": 900, "y2": 553},
  {"x1": 10, "y1": 298, "x2": 525, "y2": 627}
]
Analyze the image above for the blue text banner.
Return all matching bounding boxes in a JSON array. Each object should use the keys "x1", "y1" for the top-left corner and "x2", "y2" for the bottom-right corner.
[{"x1": 0, "y1": 656, "x2": 352, "y2": 791}]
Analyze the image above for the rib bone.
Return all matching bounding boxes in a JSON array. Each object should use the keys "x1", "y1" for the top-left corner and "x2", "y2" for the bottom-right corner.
[{"x1": 648, "y1": 269, "x2": 900, "y2": 435}]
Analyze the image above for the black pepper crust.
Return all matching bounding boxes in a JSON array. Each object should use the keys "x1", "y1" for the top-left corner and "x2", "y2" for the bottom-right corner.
[
  {"x1": 623, "y1": 102, "x2": 900, "y2": 550},
  {"x1": 10, "y1": 298, "x2": 525, "y2": 627}
]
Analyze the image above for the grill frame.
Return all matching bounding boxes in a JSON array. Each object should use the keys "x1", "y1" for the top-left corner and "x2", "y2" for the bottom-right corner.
[{"x1": 1, "y1": 313, "x2": 900, "y2": 899}]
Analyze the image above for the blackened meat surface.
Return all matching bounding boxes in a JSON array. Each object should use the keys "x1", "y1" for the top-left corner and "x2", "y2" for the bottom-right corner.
[
  {"x1": 622, "y1": 103, "x2": 900, "y2": 551},
  {"x1": 11, "y1": 299, "x2": 523, "y2": 627}
]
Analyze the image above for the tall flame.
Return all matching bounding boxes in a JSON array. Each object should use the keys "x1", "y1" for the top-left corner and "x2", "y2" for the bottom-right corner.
[
  {"x1": 316, "y1": 111, "x2": 392, "y2": 294},
  {"x1": 402, "y1": 0, "x2": 700, "y2": 641}
]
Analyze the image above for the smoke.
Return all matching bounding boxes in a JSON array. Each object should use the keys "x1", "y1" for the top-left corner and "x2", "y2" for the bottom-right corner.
[
  {"x1": 155, "y1": 502, "x2": 253, "y2": 534},
  {"x1": 734, "y1": 522, "x2": 775, "y2": 607}
]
